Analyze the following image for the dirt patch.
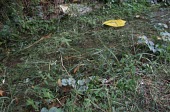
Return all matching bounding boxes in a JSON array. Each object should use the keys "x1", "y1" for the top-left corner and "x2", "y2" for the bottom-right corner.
[{"x1": 150, "y1": 8, "x2": 170, "y2": 26}]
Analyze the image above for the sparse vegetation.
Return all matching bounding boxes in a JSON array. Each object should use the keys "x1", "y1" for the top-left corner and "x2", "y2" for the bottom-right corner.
[{"x1": 0, "y1": 0, "x2": 170, "y2": 112}]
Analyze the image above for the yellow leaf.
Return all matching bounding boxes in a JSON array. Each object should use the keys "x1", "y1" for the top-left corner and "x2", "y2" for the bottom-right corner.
[
  {"x1": 103, "y1": 19, "x2": 126, "y2": 27},
  {"x1": 57, "y1": 79, "x2": 62, "y2": 87}
]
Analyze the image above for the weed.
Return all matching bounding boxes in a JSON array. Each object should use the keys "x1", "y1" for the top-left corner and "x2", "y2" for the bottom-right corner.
[{"x1": 0, "y1": 1, "x2": 170, "y2": 112}]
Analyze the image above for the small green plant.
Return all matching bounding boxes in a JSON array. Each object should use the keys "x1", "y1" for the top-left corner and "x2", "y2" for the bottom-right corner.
[{"x1": 26, "y1": 98, "x2": 39, "y2": 111}]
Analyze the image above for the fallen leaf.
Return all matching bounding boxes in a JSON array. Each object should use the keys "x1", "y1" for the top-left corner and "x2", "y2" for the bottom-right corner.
[
  {"x1": 0, "y1": 90, "x2": 6, "y2": 96},
  {"x1": 57, "y1": 79, "x2": 62, "y2": 87},
  {"x1": 103, "y1": 19, "x2": 126, "y2": 27},
  {"x1": 73, "y1": 65, "x2": 80, "y2": 74},
  {"x1": 42, "y1": 33, "x2": 52, "y2": 39}
]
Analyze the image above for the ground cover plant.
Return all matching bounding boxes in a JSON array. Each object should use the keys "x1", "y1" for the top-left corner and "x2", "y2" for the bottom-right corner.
[{"x1": 0, "y1": 0, "x2": 170, "y2": 112}]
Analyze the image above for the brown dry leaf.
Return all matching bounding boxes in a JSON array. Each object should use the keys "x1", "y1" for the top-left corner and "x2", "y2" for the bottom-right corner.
[
  {"x1": 73, "y1": 65, "x2": 80, "y2": 74},
  {"x1": 0, "y1": 90, "x2": 6, "y2": 96},
  {"x1": 42, "y1": 33, "x2": 52, "y2": 39}
]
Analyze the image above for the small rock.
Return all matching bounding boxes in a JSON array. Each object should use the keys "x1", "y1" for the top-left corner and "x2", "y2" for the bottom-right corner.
[
  {"x1": 160, "y1": 32, "x2": 170, "y2": 41},
  {"x1": 158, "y1": 23, "x2": 168, "y2": 29},
  {"x1": 59, "y1": 4, "x2": 92, "y2": 17}
]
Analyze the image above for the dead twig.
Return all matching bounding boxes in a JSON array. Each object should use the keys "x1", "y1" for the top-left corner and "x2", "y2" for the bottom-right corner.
[
  {"x1": 56, "y1": 98, "x2": 64, "y2": 107},
  {"x1": 22, "y1": 33, "x2": 52, "y2": 50},
  {"x1": 60, "y1": 53, "x2": 70, "y2": 76}
]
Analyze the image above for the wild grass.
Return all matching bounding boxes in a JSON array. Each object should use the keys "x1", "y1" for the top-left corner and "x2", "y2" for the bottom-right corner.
[{"x1": 0, "y1": 1, "x2": 170, "y2": 112}]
